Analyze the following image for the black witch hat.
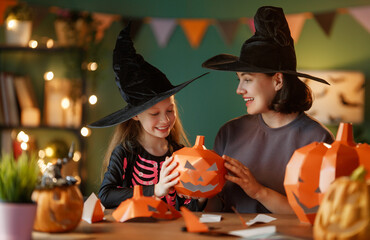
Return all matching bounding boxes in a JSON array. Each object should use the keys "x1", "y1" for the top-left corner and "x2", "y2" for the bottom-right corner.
[
  {"x1": 89, "y1": 24, "x2": 208, "y2": 128},
  {"x1": 202, "y1": 6, "x2": 329, "y2": 85}
]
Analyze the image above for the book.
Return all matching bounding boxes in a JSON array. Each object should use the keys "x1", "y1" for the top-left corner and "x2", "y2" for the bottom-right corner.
[
  {"x1": 13, "y1": 75, "x2": 40, "y2": 126},
  {"x1": 0, "y1": 72, "x2": 20, "y2": 126}
]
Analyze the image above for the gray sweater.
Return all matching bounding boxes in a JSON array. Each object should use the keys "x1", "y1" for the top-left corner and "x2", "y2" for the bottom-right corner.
[{"x1": 213, "y1": 112, "x2": 334, "y2": 213}]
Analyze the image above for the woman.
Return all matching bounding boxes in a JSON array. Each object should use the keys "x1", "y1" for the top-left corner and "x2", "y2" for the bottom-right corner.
[{"x1": 202, "y1": 6, "x2": 334, "y2": 214}]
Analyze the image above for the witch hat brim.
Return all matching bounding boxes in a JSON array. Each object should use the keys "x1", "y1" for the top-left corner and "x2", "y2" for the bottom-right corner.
[
  {"x1": 88, "y1": 72, "x2": 209, "y2": 128},
  {"x1": 202, "y1": 54, "x2": 329, "y2": 85}
]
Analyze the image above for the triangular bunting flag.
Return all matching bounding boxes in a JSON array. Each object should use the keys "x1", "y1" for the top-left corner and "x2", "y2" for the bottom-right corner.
[
  {"x1": 215, "y1": 19, "x2": 240, "y2": 45},
  {"x1": 149, "y1": 18, "x2": 177, "y2": 48},
  {"x1": 121, "y1": 18, "x2": 144, "y2": 40},
  {"x1": 0, "y1": 0, "x2": 17, "y2": 25},
  {"x1": 286, "y1": 13, "x2": 307, "y2": 43},
  {"x1": 348, "y1": 6, "x2": 370, "y2": 33},
  {"x1": 93, "y1": 13, "x2": 121, "y2": 42},
  {"x1": 180, "y1": 206, "x2": 209, "y2": 233},
  {"x1": 179, "y1": 19, "x2": 211, "y2": 48},
  {"x1": 313, "y1": 11, "x2": 337, "y2": 36}
]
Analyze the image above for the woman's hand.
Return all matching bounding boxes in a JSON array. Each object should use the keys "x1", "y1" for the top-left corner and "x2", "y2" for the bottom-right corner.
[
  {"x1": 154, "y1": 156, "x2": 179, "y2": 198},
  {"x1": 223, "y1": 155, "x2": 264, "y2": 200}
]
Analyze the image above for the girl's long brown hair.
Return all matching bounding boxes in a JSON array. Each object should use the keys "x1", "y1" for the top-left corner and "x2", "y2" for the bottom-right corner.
[{"x1": 100, "y1": 99, "x2": 189, "y2": 180}]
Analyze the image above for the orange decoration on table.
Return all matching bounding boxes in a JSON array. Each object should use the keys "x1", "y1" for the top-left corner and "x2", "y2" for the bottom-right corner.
[
  {"x1": 180, "y1": 206, "x2": 209, "y2": 233},
  {"x1": 112, "y1": 185, "x2": 181, "y2": 222},
  {"x1": 171, "y1": 135, "x2": 226, "y2": 198},
  {"x1": 284, "y1": 122, "x2": 369, "y2": 224}
]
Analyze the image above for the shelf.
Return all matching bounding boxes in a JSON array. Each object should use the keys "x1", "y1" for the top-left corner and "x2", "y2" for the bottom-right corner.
[{"x1": 0, "y1": 45, "x2": 83, "y2": 52}]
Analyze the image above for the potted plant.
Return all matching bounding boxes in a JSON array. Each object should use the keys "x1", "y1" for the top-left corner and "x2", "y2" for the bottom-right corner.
[
  {"x1": 4, "y1": 3, "x2": 33, "y2": 46},
  {"x1": 0, "y1": 153, "x2": 40, "y2": 240}
]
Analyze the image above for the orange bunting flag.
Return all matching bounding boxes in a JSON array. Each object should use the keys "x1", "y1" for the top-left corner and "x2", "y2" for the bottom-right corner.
[
  {"x1": 180, "y1": 206, "x2": 209, "y2": 233},
  {"x1": 286, "y1": 13, "x2": 307, "y2": 43},
  {"x1": 92, "y1": 13, "x2": 121, "y2": 42},
  {"x1": 179, "y1": 19, "x2": 211, "y2": 48}
]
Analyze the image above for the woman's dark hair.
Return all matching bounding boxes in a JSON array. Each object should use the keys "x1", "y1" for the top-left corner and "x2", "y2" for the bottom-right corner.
[{"x1": 268, "y1": 73, "x2": 313, "y2": 114}]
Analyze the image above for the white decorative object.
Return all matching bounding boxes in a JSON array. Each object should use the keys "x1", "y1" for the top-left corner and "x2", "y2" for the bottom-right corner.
[
  {"x1": 5, "y1": 20, "x2": 32, "y2": 46},
  {"x1": 299, "y1": 71, "x2": 365, "y2": 124}
]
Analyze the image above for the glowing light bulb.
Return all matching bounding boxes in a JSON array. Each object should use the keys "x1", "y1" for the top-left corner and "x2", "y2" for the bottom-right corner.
[
  {"x1": 73, "y1": 151, "x2": 81, "y2": 162},
  {"x1": 17, "y1": 131, "x2": 29, "y2": 142},
  {"x1": 61, "y1": 97, "x2": 70, "y2": 109},
  {"x1": 38, "y1": 149, "x2": 46, "y2": 159},
  {"x1": 21, "y1": 142, "x2": 28, "y2": 150},
  {"x1": 89, "y1": 95, "x2": 98, "y2": 105},
  {"x1": 45, "y1": 147, "x2": 54, "y2": 157},
  {"x1": 46, "y1": 39, "x2": 54, "y2": 48},
  {"x1": 44, "y1": 71, "x2": 54, "y2": 81},
  {"x1": 87, "y1": 62, "x2": 98, "y2": 71},
  {"x1": 80, "y1": 127, "x2": 91, "y2": 137},
  {"x1": 29, "y1": 40, "x2": 38, "y2": 48},
  {"x1": 7, "y1": 20, "x2": 17, "y2": 29}
]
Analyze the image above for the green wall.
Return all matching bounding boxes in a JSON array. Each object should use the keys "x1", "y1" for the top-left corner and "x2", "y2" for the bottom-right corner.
[{"x1": 11, "y1": 0, "x2": 370, "y2": 195}]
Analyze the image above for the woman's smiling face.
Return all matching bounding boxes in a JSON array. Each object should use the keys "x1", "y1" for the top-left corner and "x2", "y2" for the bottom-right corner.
[{"x1": 236, "y1": 72, "x2": 280, "y2": 115}]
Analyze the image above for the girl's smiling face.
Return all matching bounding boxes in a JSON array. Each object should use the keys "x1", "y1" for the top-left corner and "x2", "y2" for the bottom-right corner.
[
  {"x1": 133, "y1": 96, "x2": 176, "y2": 140},
  {"x1": 236, "y1": 72, "x2": 282, "y2": 115}
]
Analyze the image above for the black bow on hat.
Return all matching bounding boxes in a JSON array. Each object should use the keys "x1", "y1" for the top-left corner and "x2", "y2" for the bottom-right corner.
[
  {"x1": 89, "y1": 24, "x2": 208, "y2": 128},
  {"x1": 202, "y1": 6, "x2": 329, "y2": 85}
]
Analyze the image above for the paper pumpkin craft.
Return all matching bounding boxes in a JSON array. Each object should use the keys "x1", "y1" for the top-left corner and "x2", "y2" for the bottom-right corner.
[
  {"x1": 171, "y1": 135, "x2": 226, "y2": 198},
  {"x1": 284, "y1": 122, "x2": 369, "y2": 224},
  {"x1": 82, "y1": 193, "x2": 105, "y2": 224},
  {"x1": 314, "y1": 166, "x2": 370, "y2": 240},
  {"x1": 32, "y1": 143, "x2": 84, "y2": 232},
  {"x1": 112, "y1": 185, "x2": 181, "y2": 222},
  {"x1": 180, "y1": 206, "x2": 209, "y2": 233}
]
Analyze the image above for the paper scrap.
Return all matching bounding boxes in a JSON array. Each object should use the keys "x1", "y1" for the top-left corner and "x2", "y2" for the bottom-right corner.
[
  {"x1": 199, "y1": 214, "x2": 222, "y2": 223},
  {"x1": 246, "y1": 214, "x2": 277, "y2": 226},
  {"x1": 82, "y1": 192, "x2": 105, "y2": 224},
  {"x1": 229, "y1": 225, "x2": 276, "y2": 238}
]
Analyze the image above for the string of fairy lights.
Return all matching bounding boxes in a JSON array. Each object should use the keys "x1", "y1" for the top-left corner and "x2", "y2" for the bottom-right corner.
[{"x1": 6, "y1": 19, "x2": 98, "y2": 180}]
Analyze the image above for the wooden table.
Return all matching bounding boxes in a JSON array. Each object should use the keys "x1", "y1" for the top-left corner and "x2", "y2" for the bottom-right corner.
[{"x1": 32, "y1": 212, "x2": 313, "y2": 239}]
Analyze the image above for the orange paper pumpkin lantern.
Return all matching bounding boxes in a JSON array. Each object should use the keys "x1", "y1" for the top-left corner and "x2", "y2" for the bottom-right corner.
[
  {"x1": 32, "y1": 185, "x2": 84, "y2": 232},
  {"x1": 171, "y1": 135, "x2": 226, "y2": 198},
  {"x1": 284, "y1": 122, "x2": 367, "y2": 224},
  {"x1": 284, "y1": 142, "x2": 329, "y2": 224},
  {"x1": 112, "y1": 185, "x2": 181, "y2": 222}
]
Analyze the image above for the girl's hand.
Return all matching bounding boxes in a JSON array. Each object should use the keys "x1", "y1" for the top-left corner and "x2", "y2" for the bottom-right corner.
[
  {"x1": 154, "y1": 156, "x2": 179, "y2": 198},
  {"x1": 223, "y1": 155, "x2": 264, "y2": 200}
]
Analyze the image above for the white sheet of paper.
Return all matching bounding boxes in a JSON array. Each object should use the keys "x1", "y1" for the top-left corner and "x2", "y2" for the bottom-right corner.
[
  {"x1": 199, "y1": 214, "x2": 222, "y2": 223},
  {"x1": 229, "y1": 225, "x2": 277, "y2": 238},
  {"x1": 246, "y1": 214, "x2": 277, "y2": 226}
]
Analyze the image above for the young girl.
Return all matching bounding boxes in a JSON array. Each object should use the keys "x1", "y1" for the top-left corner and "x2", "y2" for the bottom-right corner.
[
  {"x1": 89, "y1": 24, "x2": 207, "y2": 210},
  {"x1": 202, "y1": 6, "x2": 334, "y2": 214}
]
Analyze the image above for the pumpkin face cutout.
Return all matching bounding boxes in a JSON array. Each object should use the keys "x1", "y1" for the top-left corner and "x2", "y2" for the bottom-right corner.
[
  {"x1": 314, "y1": 168, "x2": 370, "y2": 240},
  {"x1": 112, "y1": 185, "x2": 181, "y2": 222},
  {"x1": 32, "y1": 185, "x2": 83, "y2": 232},
  {"x1": 284, "y1": 122, "x2": 365, "y2": 224},
  {"x1": 171, "y1": 135, "x2": 226, "y2": 198},
  {"x1": 284, "y1": 142, "x2": 329, "y2": 224}
]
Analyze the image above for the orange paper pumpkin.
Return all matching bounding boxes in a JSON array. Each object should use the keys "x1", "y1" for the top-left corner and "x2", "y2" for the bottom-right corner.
[
  {"x1": 284, "y1": 142, "x2": 329, "y2": 224},
  {"x1": 284, "y1": 122, "x2": 366, "y2": 224},
  {"x1": 32, "y1": 185, "x2": 84, "y2": 232},
  {"x1": 112, "y1": 185, "x2": 181, "y2": 222},
  {"x1": 171, "y1": 135, "x2": 226, "y2": 198}
]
